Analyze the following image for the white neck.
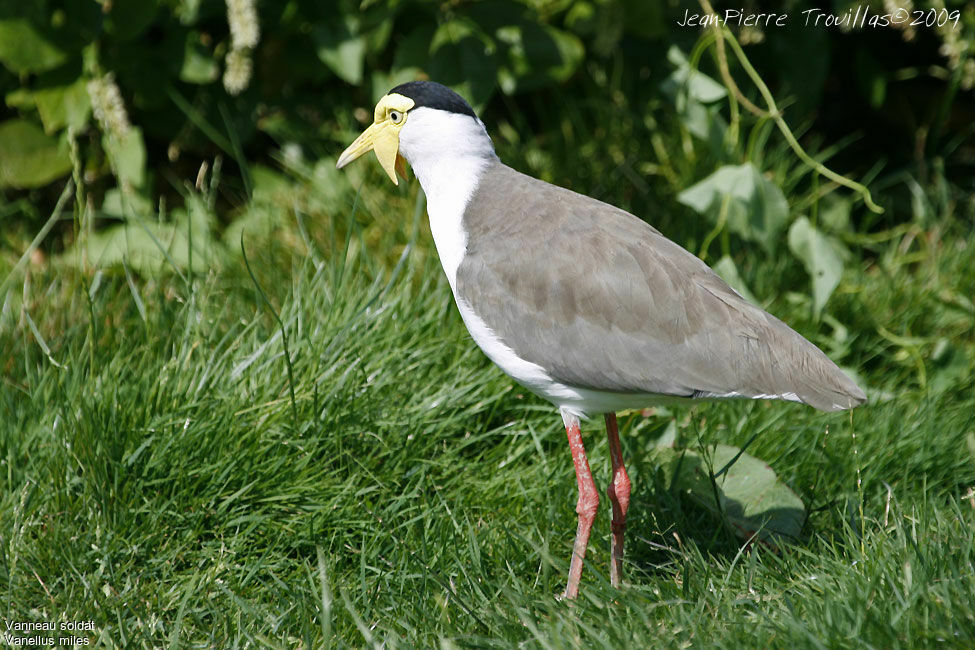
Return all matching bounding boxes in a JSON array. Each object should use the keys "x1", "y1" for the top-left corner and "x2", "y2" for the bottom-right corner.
[{"x1": 398, "y1": 107, "x2": 498, "y2": 292}]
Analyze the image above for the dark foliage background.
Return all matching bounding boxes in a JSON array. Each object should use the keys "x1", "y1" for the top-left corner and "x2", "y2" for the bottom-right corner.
[
  {"x1": 1, "y1": 0, "x2": 973, "y2": 240},
  {"x1": 2, "y1": 2, "x2": 974, "y2": 645}
]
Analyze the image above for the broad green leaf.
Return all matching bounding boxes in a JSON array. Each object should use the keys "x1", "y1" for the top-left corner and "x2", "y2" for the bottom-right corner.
[
  {"x1": 535, "y1": 25, "x2": 584, "y2": 83},
  {"x1": 393, "y1": 24, "x2": 435, "y2": 71},
  {"x1": 675, "y1": 98, "x2": 727, "y2": 143},
  {"x1": 662, "y1": 46, "x2": 727, "y2": 104},
  {"x1": 0, "y1": 119, "x2": 72, "y2": 189},
  {"x1": 308, "y1": 156, "x2": 353, "y2": 208},
  {"x1": 677, "y1": 163, "x2": 789, "y2": 253},
  {"x1": 428, "y1": 21, "x2": 498, "y2": 108},
  {"x1": 651, "y1": 444, "x2": 806, "y2": 544},
  {"x1": 101, "y1": 188, "x2": 153, "y2": 219},
  {"x1": 104, "y1": 0, "x2": 159, "y2": 41},
  {"x1": 497, "y1": 22, "x2": 583, "y2": 94},
  {"x1": 364, "y1": 18, "x2": 394, "y2": 55},
  {"x1": 33, "y1": 78, "x2": 92, "y2": 133},
  {"x1": 0, "y1": 18, "x2": 66, "y2": 74},
  {"x1": 431, "y1": 19, "x2": 482, "y2": 52},
  {"x1": 83, "y1": 222, "x2": 160, "y2": 271},
  {"x1": 5, "y1": 88, "x2": 35, "y2": 110},
  {"x1": 248, "y1": 164, "x2": 290, "y2": 200},
  {"x1": 313, "y1": 17, "x2": 366, "y2": 85},
  {"x1": 565, "y1": 1, "x2": 598, "y2": 35},
  {"x1": 224, "y1": 202, "x2": 279, "y2": 247},
  {"x1": 820, "y1": 195, "x2": 852, "y2": 232},
  {"x1": 175, "y1": 0, "x2": 204, "y2": 25},
  {"x1": 103, "y1": 127, "x2": 147, "y2": 190},
  {"x1": 661, "y1": 46, "x2": 728, "y2": 145},
  {"x1": 855, "y1": 47, "x2": 886, "y2": 109},
  {"x1": 77, "y1": 205, "x2": 221, "y2": 275},
  {"x1": 180, "y1": 34, "x2": 219, "y2": 84},
  {"x1": 224, "y1": 166, "x2": 301, "y2": 247},
  {"x1": 185, "y1": 193, "x2": 217, "y2": 236},
  {"x1": 927, "y1": 339, "x2": 971, "y2": 396},
  {"x1": 788, "y1": 216, "x2": 846, "y2": 315}
]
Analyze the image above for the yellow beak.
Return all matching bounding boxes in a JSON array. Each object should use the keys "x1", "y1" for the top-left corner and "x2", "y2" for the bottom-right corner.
[{"x1": 336, "y1": 121, "x2": 403, "y2": 185}]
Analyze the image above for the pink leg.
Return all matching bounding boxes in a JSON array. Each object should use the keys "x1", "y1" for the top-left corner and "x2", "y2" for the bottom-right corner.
[
  {"x1": 562, "y1": 410, "x2": 599, "y2": 599},
  {"x1": 605, "y1": 412, "x2": 631, "y2": 588}
]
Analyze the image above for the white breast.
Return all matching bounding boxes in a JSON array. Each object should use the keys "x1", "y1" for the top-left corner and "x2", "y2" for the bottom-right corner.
[
  {"x1": 456, "y1": 295, "x2": 683, "y2": 417},
  {"x1": 397, "y1": 107, "x2": 496, "y2": 292}
]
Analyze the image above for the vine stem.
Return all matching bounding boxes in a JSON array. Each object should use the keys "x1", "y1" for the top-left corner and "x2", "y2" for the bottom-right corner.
[{"x1": 697, "y1": 0, "x2": 884, "y2": 214}]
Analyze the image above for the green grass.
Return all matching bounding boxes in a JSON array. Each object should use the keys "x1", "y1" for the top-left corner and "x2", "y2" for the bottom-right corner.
[{"x1": 2, "y1": 187, "x2": 974, "y2": 648}]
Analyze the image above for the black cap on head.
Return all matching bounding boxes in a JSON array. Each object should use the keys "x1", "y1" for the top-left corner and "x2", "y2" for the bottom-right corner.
[{"x1": 388, "y1": 81, "x2": 477, "y2": 119}]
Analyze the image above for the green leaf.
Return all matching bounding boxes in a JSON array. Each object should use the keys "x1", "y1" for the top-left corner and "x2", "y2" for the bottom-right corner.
[
  {"x1": 428, "y1": 20, "x2": 498, "y2": 108},
  {"x1": 104, "y1": 0, "x2": 159, "y2": 42},
  {"x1": 224, "y1": 165, "x2": 303, "y2": 247},
  {"x1": 0, "y1": 119, "x2": 72, "y2": 189},
  {"x1": 651, "y1": 444, "x2": 806, "y2": 545},
  {"x1": 565, "y1": 2, "x2": 598, "y2": 36},
  {"x1": 788, "y1": 216, "x2": 847, "y2": 315},
  {"x1": 0, "y1": 18, "x2": 66, "y2": 74},
  {"x1": 313, "y1": 16, "x2": 366, "y2": 85},
  {"x1": 76, "y1": 200, "x2": 221, "y2": 275},
  {"x1": 535, "y1": 25, "x2": 584, "y2": 83},
  {"x1": 5, "y1": 88, "x2": 36, "y2": 110},
  {"x1": 101, "y1": 188, "x2": 154, "y2": 219},
  {"x1": 927, "y1": 339, "x2": 971, "y2": 396},
  {"x1": 430, "y1": 18, "x2": 481, "y2": 52},
  {"x1": 308, "y1": 156, "x2": 353, "y2": 207},
  {"x1": 676, "y1": 99, "x2": 727, "y2": 143},
  {"x1": 363, "y1": 18, "x2": 394, "y2": 55},
  {"x1": 392, "y1": 24, "x2": 435, "y2": 71},
  {"x1": 660, "y1": 46, "x2": 729, "y2": 145},
  {"x1": 33, "y1": 78, "x2": 92, "y2": 133},
  {"x1": 175, "y1": 0, "x2": 204, "y2": 25},
  {"x1": 855, "y1": 47, "x2": 886, "y2": 110},
  {"x1": 224, "y1": 202, "x2": 278, "y2": 247},
  {"x1": 819, "y1": 195, "x2": 852, "y2": 232},
  {"x1": 677, "y1": 163, "x2": 789, "y2": 253},
  {"x1": 103, "y1": 127, "x2": 147, "y2": 190},
  {"x1": 180, "y1": 33, "x2": 219, "y2": 84},
  {"x1": 662, "y1": 46, "x2": 727, "y2": 104},
  {"x1": 496, "y1": 22, "x2": 583, "y2": 94}
]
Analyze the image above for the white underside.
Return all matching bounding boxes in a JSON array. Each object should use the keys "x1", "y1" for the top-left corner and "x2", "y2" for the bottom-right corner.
[
  {"x1": 456, "y1": 296, "x2": 680, "y2": 417},
  {"x1": 457, "y1": 296, "x2": 804, "y2": 416}
]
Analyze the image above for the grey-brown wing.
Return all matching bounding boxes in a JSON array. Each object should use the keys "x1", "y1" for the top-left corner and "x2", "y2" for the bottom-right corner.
[{"x1": 457, "y1": 163, "x2": 864, "y2": 412}]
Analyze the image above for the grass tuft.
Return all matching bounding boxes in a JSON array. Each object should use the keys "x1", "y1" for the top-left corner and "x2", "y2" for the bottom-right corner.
[{"x1": 1, "y1": 169, "x2": 973, "y2": 647}]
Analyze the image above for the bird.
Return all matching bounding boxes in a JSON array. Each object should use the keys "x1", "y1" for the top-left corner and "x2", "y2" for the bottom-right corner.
[{"x1": 336, "y1": 80, "x2": 866, "y2": 599}]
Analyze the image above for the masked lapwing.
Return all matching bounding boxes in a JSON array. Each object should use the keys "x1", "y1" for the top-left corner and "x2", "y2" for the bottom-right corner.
[{"x1": 337, "y1": 81, "x2": 866, "y2": 599}]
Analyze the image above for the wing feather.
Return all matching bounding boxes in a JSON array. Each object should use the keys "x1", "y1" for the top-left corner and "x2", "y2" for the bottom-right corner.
[{"x1": 456, "y1": 163, "x2": 865, "y2": 412}]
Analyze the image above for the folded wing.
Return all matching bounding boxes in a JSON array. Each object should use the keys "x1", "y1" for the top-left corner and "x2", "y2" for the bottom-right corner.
[{"x1": 457, "y1": 163, "x2": 865, "y2": 412}]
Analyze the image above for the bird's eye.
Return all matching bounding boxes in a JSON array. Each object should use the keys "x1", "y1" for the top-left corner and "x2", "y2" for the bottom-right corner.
[{"x1": 389, "y1": 110, "x2": 403, "y2": 124}]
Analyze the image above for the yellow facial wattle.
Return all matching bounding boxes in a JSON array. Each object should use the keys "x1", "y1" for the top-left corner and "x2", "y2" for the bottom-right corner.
[{"x1": 336, "y1": 93, "x2": 415, "y2": 185}]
